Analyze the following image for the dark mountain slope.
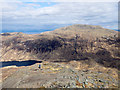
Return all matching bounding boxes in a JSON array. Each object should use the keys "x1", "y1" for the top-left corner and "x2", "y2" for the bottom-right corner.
[{"x1": 1, "y1": 24, "x2": 120, "y2": 69}]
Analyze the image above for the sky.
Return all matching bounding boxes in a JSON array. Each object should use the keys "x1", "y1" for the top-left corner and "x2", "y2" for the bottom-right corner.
[{"x1": 0, "y1": 0, "x2": 119, "y2": 34}]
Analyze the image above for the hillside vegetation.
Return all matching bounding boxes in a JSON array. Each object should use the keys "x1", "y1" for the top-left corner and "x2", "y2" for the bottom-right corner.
[
  {"x1": 1, "y1": 24, "x2": 120, "y2": 88},
  {"x1": 1, "y1": 24, "x2": 119, "y2": 69}
]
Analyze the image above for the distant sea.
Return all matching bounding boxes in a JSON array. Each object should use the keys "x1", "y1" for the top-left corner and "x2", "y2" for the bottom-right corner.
[
  {"x1": 1, "y1": 29, "x2": 53, "y2": 34},
  {"x1": 1, "y1": 29, "x2": 120, "y2": 34},
  {"x1": 115, "y1": 30, "x2": 120, "y2": 32}
]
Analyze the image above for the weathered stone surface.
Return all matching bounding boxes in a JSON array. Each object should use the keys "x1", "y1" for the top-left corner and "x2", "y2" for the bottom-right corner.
[{"x1": 1, "y1": 61, "x2": 118, "y2": 88}]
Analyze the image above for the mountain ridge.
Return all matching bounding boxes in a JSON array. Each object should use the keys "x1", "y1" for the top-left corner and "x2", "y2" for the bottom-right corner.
[
  {"x1": 1, "y1": 24, "x2": 119, "y2": 88},
  {"x1": 1, "y1": 24, "x2": 119, "y2": 69}
]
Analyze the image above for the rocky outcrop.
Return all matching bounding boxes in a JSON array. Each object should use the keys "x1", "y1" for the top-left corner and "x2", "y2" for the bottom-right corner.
[{"x1": 1, "y1": 61, "x2": 118, "y2": 88}]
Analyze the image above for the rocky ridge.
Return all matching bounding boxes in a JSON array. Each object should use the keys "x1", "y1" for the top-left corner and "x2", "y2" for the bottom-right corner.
[{"x1": 1, "y1": 61, "x2": 118, "y2": 88}]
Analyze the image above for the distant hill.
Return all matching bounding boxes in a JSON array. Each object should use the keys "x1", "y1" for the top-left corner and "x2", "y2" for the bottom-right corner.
[
  {"x1": 43, "y1": 24, "x2": 117, "y2": 38},
  {"x1": 1, "y1": 24, "x2": 120, "y2": 69}
]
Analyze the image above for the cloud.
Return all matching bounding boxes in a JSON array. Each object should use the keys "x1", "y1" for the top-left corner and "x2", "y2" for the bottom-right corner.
[
  {"x1": 1, "y1": 1, "x2": 118, "y2": 33},
  {"x1": 1, "y1": 0, "x2": 119, "y2": 2}
]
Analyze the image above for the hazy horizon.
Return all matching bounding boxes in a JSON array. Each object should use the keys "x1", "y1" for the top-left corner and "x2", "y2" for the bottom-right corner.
[
  {"x1": 1, "y1": 1, "x2": 118, "y2": 34},
  {"x1": 1, "y1": 24, "x2": 119, "y2": 34}
]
